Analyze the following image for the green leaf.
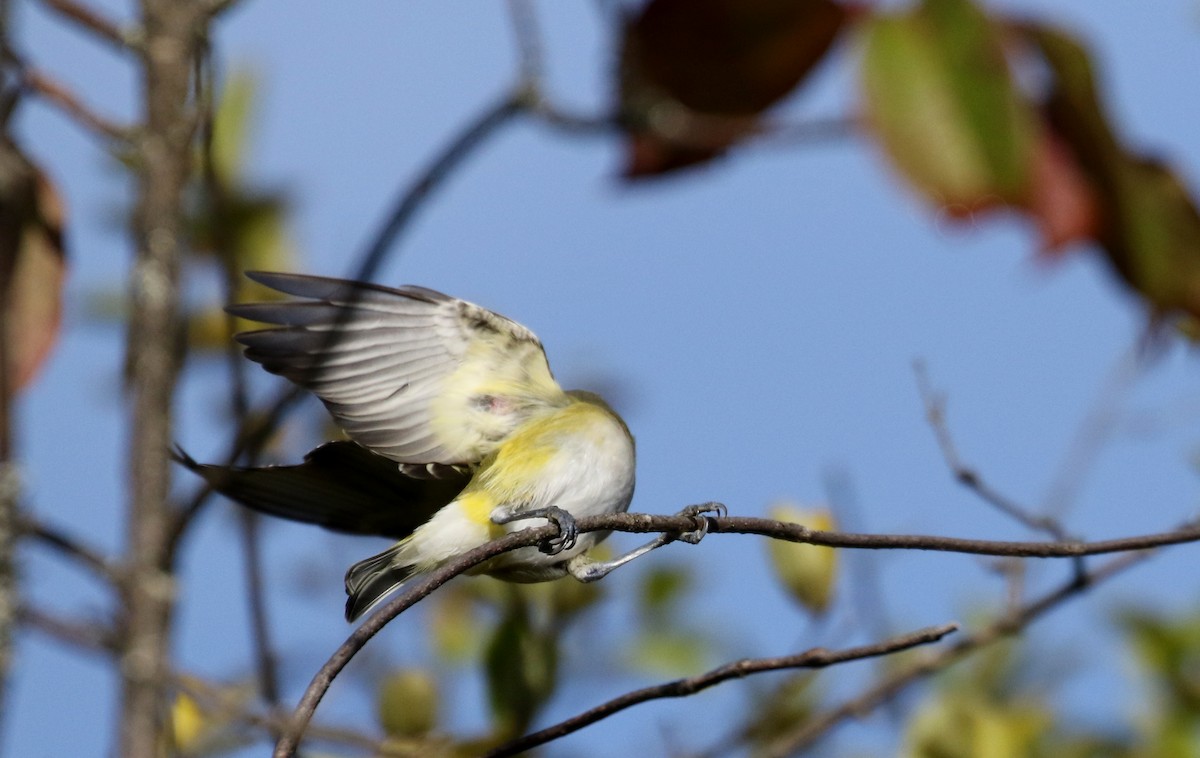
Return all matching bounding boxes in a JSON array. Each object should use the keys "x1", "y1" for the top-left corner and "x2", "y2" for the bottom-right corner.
[
  {"x1": 628, "y1": 629, "x2": 708, "y2": 676},
  {"x1": 861, "y1": 0, "x2": 1037, "y2": 213},
  {"x1": 483, "y1": 594, "x2": 558, "y2": 737},
  {"x1": 637, "y1": 564, "x2": 692, "y2": 621}
]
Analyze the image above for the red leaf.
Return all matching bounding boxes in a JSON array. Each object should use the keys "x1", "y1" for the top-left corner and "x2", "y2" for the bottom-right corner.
[
  {"x1": 1026, "y1": 126, "x2": 1101, "y2": 255},
  {"x1": 0, "y1": 148, "x2": 67, "y2": 393},
  {"x1": 618, "y1": 0, "x2": 846, "y2": 177}
]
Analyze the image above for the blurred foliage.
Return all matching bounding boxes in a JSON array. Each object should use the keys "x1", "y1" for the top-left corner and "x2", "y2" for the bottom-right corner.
[
  {"x1": 1118, "y1": 607, "x2": 1200, "y2": 757},
  {"x1": 765, "y1": 503, "x2": 840, "y2": 615},
  {"x1": 165, "y1": 677, "x2": 256, "y2": 757},
  {"x1": 618, "y1": 0, "x2": 846, "y2": 176},
  {"x1": 186, "y1": 69, "x2": 298, "y2": 352},
  {"x1": 377, "y1": 668, "x2": 439, "y2": 739},
  {"x1": 100, "y1": 68, "x2": 298, "y2": 352},
  {"x1": 861, "y1": 0, "x2": 1038, "y2": 220},
  {"x1": 0, "y1": 139, "x2": 66, "y2": 393},
  {"x1": 628, "y1": 563, "x2": 712, "y2": 675}
]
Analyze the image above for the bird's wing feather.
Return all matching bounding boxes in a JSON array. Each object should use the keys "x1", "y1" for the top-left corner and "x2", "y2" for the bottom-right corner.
[
  {"x1": 229, "y1": 271, "x2": 565, "y2": 465},
  {"x1": 171, "y1": 441, "x2": 470, "y2": 539}
]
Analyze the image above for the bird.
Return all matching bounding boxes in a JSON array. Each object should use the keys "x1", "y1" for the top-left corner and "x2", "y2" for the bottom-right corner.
[{"x1": 176, "y1": 272, "x2": 719, "y2": 621}]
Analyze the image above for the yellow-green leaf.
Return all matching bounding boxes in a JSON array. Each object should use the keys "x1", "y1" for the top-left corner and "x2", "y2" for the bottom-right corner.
[
  {"x1": 861, "y1": 0, "x2": 1037, "y2": 214},
  {"x1": 766, "y1": 503, "x2": 838, "y2": 615},
  {"x1": 377, "y1": 668, "x2": 439, "y2": 739}
]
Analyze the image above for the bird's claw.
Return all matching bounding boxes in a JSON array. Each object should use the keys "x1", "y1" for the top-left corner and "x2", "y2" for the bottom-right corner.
[
  {"x1": 490, "y1": 504, "x2": 579, "y2": 555},
  {"x1": 538, "y1": 506, "x2": 578, "y2": 555},
  {"x1": 676, "y1": 502, "x2": 726, "y2": 544}
]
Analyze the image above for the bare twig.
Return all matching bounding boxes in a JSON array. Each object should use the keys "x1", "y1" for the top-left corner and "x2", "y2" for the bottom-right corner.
[
  {"x1": 22, "y1": 68, "x2": 128, "y2": 141},
  {"x1": 1040, "y1": 346, "x2": 1143, "y2": 520},
  {"x1": 36, "y1": 0, "x2": 134, "y2": 50},
  {"x1": 485, "y1": 622, "x2": 960, "y2": 758},
  {"x1": 915, "y1": 361, "x2": 1070, "y2": 541},
  {"x1": 766, "y1": 549, "x2": 1149, "y2": 755},
  {"x1": 505, "y1": 0, "x2": 542, "y2": 89},
  {"x1": 17, "y1": 512, "x2": 120, "y2": 584},
  {"x1": 637, "y1": 511, "x2": 1200, "y2": 559},
  {"x1": 19, "y1": 603, "x2": 119, "y2": 655},
  {"x1": 239, "y1": 512, "x2": 280, "y2": 706},
  {"x1": 0, "y1": 463, "x2": 15, "y2": 744},
  {"x1": 345, "y1": 88, "x2": 524, "y2": 285}
]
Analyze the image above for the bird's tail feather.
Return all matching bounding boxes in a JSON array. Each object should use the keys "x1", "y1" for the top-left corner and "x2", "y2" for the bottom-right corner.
[
  {"x1": 344, "y1": 542, "x2": 416, "y2": 622},
  {"x1": 170, "y1": 441, "x2": 468, "y2": 540}
]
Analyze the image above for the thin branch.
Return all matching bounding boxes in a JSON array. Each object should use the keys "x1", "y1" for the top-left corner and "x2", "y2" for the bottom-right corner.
[
  {"x1": 345, "y1": 88, "x2": 524, "y2": 284},
  {"x1": 273, "y1": 527, "x2": 551, "y2": 757},
  {"x1": 915, "y1": 361, "x2": 1070, "y2": 541},
  {"x1": 0, "y1": 463, "x2": 14, "y2": 746},
  {"x1": 766, "y1": 549, "x2": 1149, "y2": 755},
  {"x1": 505, "y1": 0, "x2": 542, "y2": 89},
  {"x1": 17, "y1": 512, "x2": 121, "y2": 584},
  {"x1": 204, "y1": 0, "x2": 244, "y2": 20},
  {"x1": 273, "y1": 510, "x2": 1200, "y2": 755},
  {"x1": 632, "y1": 511, "x2": 1200, "y2": 559},
  {"x1": 485, "y1": 622, "x2": 961, "y2": 758},
  {"x1": 18, "y1": 603, "x2": 119, "y2": 655},
  {"x1": 529, "y1": 101, "x2": 858, "y2": 149},
  {"x1": 239, "y1": 512, "x2": 281, "y2": 707},
  {"x1": 22, "y1": 68, "x2": 128, "y2": 141},
  {"x1": 36, "y1": 0, "x2": 134, "y2": 51},
  {"x1": 192, "y1": 36, "x2": 283, "y2": 717},
  {"x1": 1040, "y1": 345, "x2": 1143, "y2": 520}
]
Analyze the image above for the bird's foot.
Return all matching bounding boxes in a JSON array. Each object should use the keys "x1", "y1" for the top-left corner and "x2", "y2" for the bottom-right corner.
[
  {"x1": 675, "y1": 502, "x2": 727, "y2": 544},
  {"x1": 490, "y1": 504, "x2": 579, "y2": 555}
]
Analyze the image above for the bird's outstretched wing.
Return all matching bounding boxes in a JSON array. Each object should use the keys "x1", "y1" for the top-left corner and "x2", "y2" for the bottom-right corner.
[{"x1": 229, "y1": 272, "x2": 566, "y2": 465}]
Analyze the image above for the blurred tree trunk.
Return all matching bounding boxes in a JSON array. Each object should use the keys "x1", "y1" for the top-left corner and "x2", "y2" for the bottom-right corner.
[{"x1": 119, "y1": 2, "x2": 203, "y2": 755}]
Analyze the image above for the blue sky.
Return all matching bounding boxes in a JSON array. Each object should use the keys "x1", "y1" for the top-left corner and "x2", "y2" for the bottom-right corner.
[{"x1": 9, "y1": 1, "x2": 1200, "y2": 755}]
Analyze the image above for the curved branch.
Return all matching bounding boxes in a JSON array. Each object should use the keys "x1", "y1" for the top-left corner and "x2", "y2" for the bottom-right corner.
[
  {"x1": 273, "y1": 527, "x2": 549, "y2": 757},
  {"x1": 273, "y1": 509, "x2": 1200, "y2": 755},
  {"x1": 36, "y1": 0, "x2": 134, "y2": 51},
  {"x1": 484, "y1": 622, "x2": 961, "y2": 758},
  {"x1": 22, "y1": 68, "x2": 128, "y2": 141},
  {"x1": 915, "y1": 361, "x2": 1069, "y2": 540}
]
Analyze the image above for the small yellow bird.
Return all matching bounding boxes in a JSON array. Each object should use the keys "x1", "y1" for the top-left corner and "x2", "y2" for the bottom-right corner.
[{"x1": 177, "y1": 272, "x2": 716, "y2": 621}]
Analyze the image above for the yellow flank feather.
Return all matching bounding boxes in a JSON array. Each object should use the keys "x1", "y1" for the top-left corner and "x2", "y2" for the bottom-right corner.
[{"x1": 457, "y1": 490, "x2": 498, "y2": 530}]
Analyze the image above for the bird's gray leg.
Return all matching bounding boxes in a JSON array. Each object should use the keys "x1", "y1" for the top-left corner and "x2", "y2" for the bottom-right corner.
[
  {"x1": 566, "y1": 502, "x2": 727, "y2": 582},
  {"x1": 490, "y1": 504, "x2": 578, "y2": 555}
]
